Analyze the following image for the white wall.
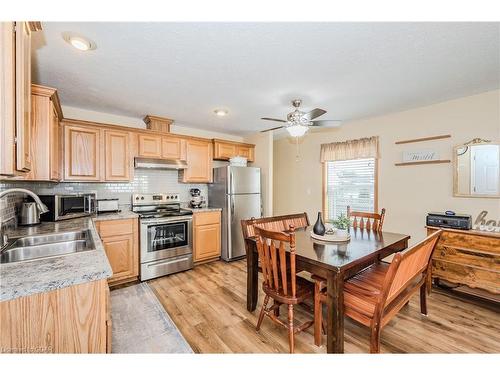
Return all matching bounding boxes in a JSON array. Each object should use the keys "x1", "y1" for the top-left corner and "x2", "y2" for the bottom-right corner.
[
  {"x1": 244, "y1": 132, "x2": 273, "y2": 216},
  {"x1": 62, "y1": 105, "x2": 244, "y2": 142},
  {"x1": 274, "y1": 90, "x2": 500, "y2": 244}
]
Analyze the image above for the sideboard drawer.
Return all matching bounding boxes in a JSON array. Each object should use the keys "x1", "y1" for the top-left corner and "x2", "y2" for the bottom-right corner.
[
  {"x1": 433, "y1": 244, "x2": 500, "y2": 272},
  {"x1": 438, "y1": 231, "x2": 500, "y2": 254},
  {"x1": 432, "y1": 259, "x2": 500, "y2": 294}
]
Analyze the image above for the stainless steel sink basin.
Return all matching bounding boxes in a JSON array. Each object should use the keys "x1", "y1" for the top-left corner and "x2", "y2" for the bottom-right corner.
[{"x1": 1, "y1": 230, "x2": 96, "y2": 264}]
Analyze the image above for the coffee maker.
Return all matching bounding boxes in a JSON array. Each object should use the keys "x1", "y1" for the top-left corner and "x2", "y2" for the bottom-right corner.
[{"x1": 189, "y1": 188, "x2": 204, "y2": 208}]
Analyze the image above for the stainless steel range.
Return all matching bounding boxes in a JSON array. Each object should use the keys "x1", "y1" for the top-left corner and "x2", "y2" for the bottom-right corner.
[{"x1": 131, "y1": 193, "x2": 193, "y2": 281}]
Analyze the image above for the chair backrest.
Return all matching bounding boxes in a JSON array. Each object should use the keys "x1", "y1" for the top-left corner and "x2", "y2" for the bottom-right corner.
[
  {"x1": 347, "y1": 206, "x2": 386, "y2": 231},
  {"x1": 254, "y1": 225, "x2": 297, "y2": 298},
  {"x1": 241, "y1": 212, "x2": 310, "y2": 241},
  {"x1": 383, "y1": 230, "x2": 442, "y2": 305}
]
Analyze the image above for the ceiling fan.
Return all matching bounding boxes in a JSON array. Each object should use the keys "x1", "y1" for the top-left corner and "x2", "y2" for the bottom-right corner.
[{"x1": 261, "y1": 99, "x2": 342, "y2": 137}]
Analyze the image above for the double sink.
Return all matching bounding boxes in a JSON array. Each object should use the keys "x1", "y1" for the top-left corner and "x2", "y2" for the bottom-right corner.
[{"x1": 0, "y1": 229, "x2": 96, "y2": 264}]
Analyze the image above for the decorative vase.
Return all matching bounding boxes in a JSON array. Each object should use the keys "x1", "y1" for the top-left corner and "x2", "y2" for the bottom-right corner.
[{"x1": 313, "y1": 212, "x2": 326, "y2": 236}]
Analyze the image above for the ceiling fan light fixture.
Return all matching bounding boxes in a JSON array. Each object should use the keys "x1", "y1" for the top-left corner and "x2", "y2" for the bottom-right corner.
[
  {"x1": 214, "y1": 109, "x2": 228, "y2": 117},
  {"x1": 286, "y1": 124, "x2": 309, "y2": 137}
]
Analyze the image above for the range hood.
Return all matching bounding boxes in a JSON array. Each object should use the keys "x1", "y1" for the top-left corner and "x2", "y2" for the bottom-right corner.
[{"x1": 134, "y1": 157, "x2": 188, "y2": 170}]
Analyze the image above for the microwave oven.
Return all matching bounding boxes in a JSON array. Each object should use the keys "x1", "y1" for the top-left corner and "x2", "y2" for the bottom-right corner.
[{"x1": 39, "y1": 193, "x2": 96, "y2": 221}]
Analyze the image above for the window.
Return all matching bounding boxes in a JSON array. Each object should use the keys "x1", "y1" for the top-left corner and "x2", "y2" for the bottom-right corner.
[{"x1": 324, "y1": 158, "x2": 376, "y2": 222}]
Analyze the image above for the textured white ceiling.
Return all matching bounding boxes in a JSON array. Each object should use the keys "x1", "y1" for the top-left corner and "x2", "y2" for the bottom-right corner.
[{"x1": 32, "y1": 22, "x2": 500, "y2": 135}]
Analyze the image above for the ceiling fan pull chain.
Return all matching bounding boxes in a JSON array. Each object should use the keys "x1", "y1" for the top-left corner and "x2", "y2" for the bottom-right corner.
[{"x1": 295, "y1": 136, "x2": 301, "y2": 161}]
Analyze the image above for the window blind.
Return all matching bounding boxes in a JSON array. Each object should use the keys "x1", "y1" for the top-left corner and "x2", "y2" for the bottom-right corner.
[{"x1": 325, "y1": 158, "x2": 375, "y2": 221}]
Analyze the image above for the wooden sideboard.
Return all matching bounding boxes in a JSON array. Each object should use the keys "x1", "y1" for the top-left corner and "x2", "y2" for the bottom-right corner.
[{"x1": 426, "y1": 226, "x2": 500, "y2": 295}]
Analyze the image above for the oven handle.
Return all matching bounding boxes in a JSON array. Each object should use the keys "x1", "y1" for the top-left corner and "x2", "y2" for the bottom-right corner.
[
  {"x1": 145, "y1": 255, "x2": 191, "y2": 268},
  {"x1": 141, "y1": 218, "x2": 193, "y2": 226}
]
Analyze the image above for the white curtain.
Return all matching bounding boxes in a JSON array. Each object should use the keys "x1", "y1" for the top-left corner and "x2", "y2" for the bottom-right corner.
[{"x1": 320, "y1": 136, "x2": 379, "y2": 162}]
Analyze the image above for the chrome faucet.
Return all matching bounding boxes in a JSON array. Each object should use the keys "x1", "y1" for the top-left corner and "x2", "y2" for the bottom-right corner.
[{"x1": 0, "y1": 188, "x2": 49, "y2": 249}]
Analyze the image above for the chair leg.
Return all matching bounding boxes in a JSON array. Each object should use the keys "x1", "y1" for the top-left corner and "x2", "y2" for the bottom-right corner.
[
  {"x1": 256, "y1": 295, "x2": 269, "y2": 331},
  {"x1": 369, "y1": 322, "x2": 381, "y2": 354},
  {"x1": 420, "y1": 283, "x2": 428, "y2": 316},
  {"x1": 314, "y1": 282, "x2": 322, "y2": 347},
  {"x1": 273, "y1": 299, "x2": 280, "y2": 317},
  {"x1": 288, "y1": 304, "x2": 295, "y2": 354}
]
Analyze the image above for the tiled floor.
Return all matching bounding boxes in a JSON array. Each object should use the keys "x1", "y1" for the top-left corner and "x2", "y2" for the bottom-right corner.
[{"x1": 110, "y1": 282, "x2": 192, "y2": 353}]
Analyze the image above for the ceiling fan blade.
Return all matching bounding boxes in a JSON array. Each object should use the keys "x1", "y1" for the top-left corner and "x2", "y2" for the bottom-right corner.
[
  {"x1": 260, "y1": 126, "x2": 284, "y2": 133},
  {"x1": 303, "y1": 108, "x2": 327, "y2": 120},
  {"x1": 310, "y1": 120, "x2": 342, "y2": 127},
  {"x1": 261, "y1": 117, "x2": 286, "y2": 123}
]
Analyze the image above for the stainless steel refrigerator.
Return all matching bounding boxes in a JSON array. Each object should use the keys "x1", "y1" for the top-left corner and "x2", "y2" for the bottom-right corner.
[{"x1": 209, "y1": 166, "x2": 262, "y2": 261}]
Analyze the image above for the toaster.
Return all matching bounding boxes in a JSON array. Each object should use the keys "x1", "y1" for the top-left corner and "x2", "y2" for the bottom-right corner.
[{"x1": 96, "y1": 198, "x2": 120, "y2": 213}]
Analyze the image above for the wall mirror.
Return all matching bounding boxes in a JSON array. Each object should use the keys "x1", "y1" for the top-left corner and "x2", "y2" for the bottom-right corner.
[{"x1": 454, "y1": 139, "x2": 500, "y2": 198}]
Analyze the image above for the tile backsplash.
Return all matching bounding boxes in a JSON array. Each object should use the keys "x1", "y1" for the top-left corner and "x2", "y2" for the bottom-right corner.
[{"x1": 0, "y1": 168, "x2": 209, "y2": 223}]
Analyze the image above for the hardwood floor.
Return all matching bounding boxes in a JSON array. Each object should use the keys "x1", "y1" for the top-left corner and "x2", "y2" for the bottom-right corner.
[{"x1": 148, "y1": 260, "x2": 500, "y2": 353}]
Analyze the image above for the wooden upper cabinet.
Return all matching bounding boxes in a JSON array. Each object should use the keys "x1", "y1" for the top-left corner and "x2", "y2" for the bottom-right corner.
[
  {"x1": 0, "y1": 22, "x2": 16, "y2": 176},
  {"x1": 64, "y1": 125, "x2": 101, "y2": 181},
  {"x1": 162, "y1": 136, "x2": 185, "y2": 160},
  {"x1": 15, "y1": 21, "x2": 32, "y2": 172},
  {"x1": 213, "y1": 139, "x2": 255, "y2": 162},
  {"x1": 143, "y1": 115, "x2": 173, "y2": 133},
  {"x1": 138, "y1": 134, "x2": 162, "y2": 158},
  {"x1": 104, "y1": 130, "x2": 130, "y2": 181},
  {"x1": 214, "y1": 141, "x2": 236, "y2": 160},
  {"x1": 27, "y1": 84, "x2": 62, "y2": 181},
  {"x1": 181, "y1": 139, "x2": 213, "y2": 183}
]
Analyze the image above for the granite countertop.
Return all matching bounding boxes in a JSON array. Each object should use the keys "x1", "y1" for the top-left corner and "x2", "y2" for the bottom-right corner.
[
  {"x1": 0, "y1": 216, "x2": 116, "y2": 302},
  {"x1": 95, "y1": 209, "x2": 139, "y2": 221},
  {"x1": 185, "y1": 207, "x2": 223, "y2": 213}
]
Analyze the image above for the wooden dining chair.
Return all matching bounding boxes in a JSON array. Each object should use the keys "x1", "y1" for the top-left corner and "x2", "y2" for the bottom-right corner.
[
  {"x1": 254, "y1": 225, "x2": 314, "y2": 353},
  {"x1": 313, "y1": 230, "x2": 442, "y2": 352},
  {"x1": 347, "y1": 206, "x2": 386, "y2": 231}
]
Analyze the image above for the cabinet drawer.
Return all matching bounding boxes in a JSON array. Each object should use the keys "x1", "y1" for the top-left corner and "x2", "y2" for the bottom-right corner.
[
  {"x1": 433, "y1": 244, "x2": 500, "y2": 272},
  {"x1": 438, "y1": 231, "x2": 500, "y2": 254},
  {"x1": 194, "y1": 211, "x2": 221, "y2": 226},
  {"x1": 432, "y1": 259, "x2": 500, "y2": 294},
  {"x1": 97, "y1": 219, "x2": 135, "y2": 238}
]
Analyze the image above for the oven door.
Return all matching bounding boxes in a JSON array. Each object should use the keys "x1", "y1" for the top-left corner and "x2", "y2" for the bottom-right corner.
[{"x1": 140, "y1": 217, "x2": 193, "y2": 263}]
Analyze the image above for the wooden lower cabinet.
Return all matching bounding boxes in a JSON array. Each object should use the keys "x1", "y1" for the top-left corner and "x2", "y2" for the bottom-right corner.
[
  {"x1": 0, "y1": 279, "x2": 109, "y2": 353},
  {"x1": 193, "y1": 211, "x2": 221, "y2": 262},
  {"x1": 96, "y1": 218, "x2": 139, "y2": 286},
  {"x1": 427, "y1": 226, "x2": 500, "y2": 294}
]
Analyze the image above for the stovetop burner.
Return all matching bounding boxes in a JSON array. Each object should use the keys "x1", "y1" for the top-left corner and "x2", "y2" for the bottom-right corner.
[{"x1": 131, "y1": 192, "x2": 193, "y2": 219}]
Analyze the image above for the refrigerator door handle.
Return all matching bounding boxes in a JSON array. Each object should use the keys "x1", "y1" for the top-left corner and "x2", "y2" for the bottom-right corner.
[
  {"x1": 229, "y1": 171, "x2": 234, "y2": 195},
  {"x1": 230, "y1": 195, "x2": 235, "y2": 219}
]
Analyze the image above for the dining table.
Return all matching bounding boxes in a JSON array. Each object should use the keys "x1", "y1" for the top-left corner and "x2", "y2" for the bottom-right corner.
[{"x1": 246, "y1": 226, "x2": 410, "y2": 353}]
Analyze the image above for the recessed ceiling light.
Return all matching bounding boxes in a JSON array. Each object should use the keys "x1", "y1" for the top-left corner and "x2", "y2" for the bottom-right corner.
[
  {"x1": 214, "y1": 109, "x2": 228, "y2": 117},
  {"x1": 62, "y1": 33, "x2": 96, "y2": 51}
]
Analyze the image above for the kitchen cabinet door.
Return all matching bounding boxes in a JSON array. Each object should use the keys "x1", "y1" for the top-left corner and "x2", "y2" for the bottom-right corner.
[
  {"x1": 236, "y1": 145, "x2": 254, "y2": 162},
  {"x1": 0, "y1": 22, "x2": 16, "y2": 176},
  {"x1": 27, "y1": 86, "x2": 62, "y2": 181},
  {"x1": 104, "y1": 130, "x2": 130, "y2": 181},
  {"x1": 96, "y1": 218, "x2": 139, "y2": 286},
  {"x1": 64, "y1": 125, "x2": 101, "y2": 181},
  {"x1": 138, "y1": 134, "x2": 162, "y2": 158},
  {"x1": 50, "y1": 103, "x2": 61, "y2": 180},
  {"x1": 161, "y1": 136, "x2": 183, "y2": 159},
  {"x1": 182, "y1": 139, "x2": 213, "y2": 183},
  {"x1": 194, "y1": 223, "x2": 221, "y2": 262},
  {"x1": 214, "y1": 141, "x2": 236, "y2": 160},
  {"x1": 101, "y1": 234, "x2": 136, "y2": 283},
  {"x1": 15, "y1": 21, "x2": 32, "y2": 172}
]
